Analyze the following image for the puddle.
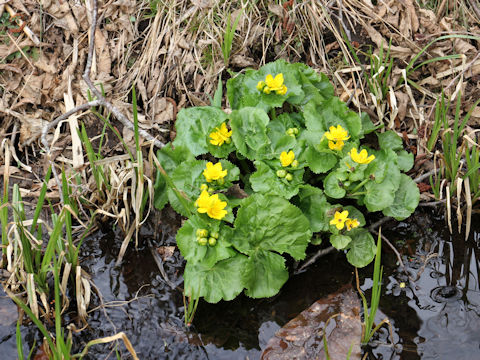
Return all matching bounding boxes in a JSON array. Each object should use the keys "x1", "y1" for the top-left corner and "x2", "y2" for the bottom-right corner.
[{"x1": 1, "y1": 208, "x2": 480, "y2": 359}]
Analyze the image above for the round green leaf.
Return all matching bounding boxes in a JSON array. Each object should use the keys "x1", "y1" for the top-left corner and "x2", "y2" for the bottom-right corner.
[
  {"x1": 173, "y1": 106, "x2": 228, "y2": 156},
  {"x1": 324, "y1": 172, "x2": 347, "y2": 199},
  {"x1": 346, "y1": 229, "x2": 376, "y2": 268},
  {"x1": 184, "y1": 254, "x2": 247, "y2": 303},
  {"x1": 230, "y1": 107, "x2": 271, "y2": 160},
  {"x1": 243, "y1": 250, "x2": 289, "y2": 298},
  {"x1": 297, "y1": 185, "x2": 331, "y2": 232},
  {"x1": 382, "y1": 174, "x2": 419, "y2": 220},
  {"x1": 176, "y1": 217, "x2": 236, "y2": 267},
  {"x1": 330, "y1": 234, "x2": 352, "y2": 250},
  {"x1": 304, "y1": 97, "x2": 362, "y2": 139},
  {"x1": 250, "y1": 161, "x2": 304, "y2": 200},
  {"x1": 232, "y1": 194, "x2": 312, "y2": 260}
]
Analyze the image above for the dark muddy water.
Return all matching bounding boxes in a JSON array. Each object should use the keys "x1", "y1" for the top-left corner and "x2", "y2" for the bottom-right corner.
[{"x1": 1, "y1": 208, "x2": 480, "y2": 359}]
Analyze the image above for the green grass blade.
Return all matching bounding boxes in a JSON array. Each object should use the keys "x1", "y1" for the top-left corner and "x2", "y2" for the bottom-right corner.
[{"x1": 9, "y1": 294, "x2": 56, "y2": 355}]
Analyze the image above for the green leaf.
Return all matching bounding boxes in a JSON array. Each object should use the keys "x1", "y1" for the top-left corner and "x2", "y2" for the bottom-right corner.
[
  {"x1": 184, "y1": 254, "x2": 248, "y2": 303},
  {"x1": 396, "y1": 150, "x2": 414, "y2": 172},
  {"x1": 304, "y1": 97, "x2": 362, "y2": 139},
  {"x1": 243, "y1": 250, "x2": 289, "y2": 298},
  {"x1": 168, "y1": 159, "x2": 206, "y2": 216},
  {"x1": 173, "y1": 106, "x2": 228, "y2": 156},
  {"x1": 377, "y1": 130, "x2": 403, "y2": 151},
  {"x1": 346, "y1": 229, "x2": 376, "y2": 268},
  {"x1": 154, "y1": 144, "x2": 194, "y2": 210},
  {"x1": 230, "y1": 107, "x2": 271, "y2": 160},
  {"x1": 296, "y1": 185, "x2": 331, "y2": 232},
  {"x1": 303, "y1": 145, "x2": 337, "y2": 174},
  {"x1": 232, "y1": 194, "x2": 312, "y2": 260},
  {"x1": 226, "y1": 59, "x2": 304, "y2": 111},
  {"x1": 324, "y1": 171, "x2": 347, "y2": 199},
  {"x1": 259, "y1": 118, "x2": 297, "y2": 159},
  {"x1": 383, "y1": 174, "x2": 420, "y2": 220},
  {"x1": 250, "y1": 160, "x2": 304, "y2": 199},
  {"x1": 330, "y1": 234, "x2": 352, "y2": 250},
  {"x1": 364, "y1": 160, "x2": 401, "y2": 212},
  {"x1": 292, "y1": 63, "x2": 334, "y2": 105},
  {"x1": 343, "y1": 205, "x2": 366, "y2": 227},
  {"x1": 365, "y1": 148, "x2": 398, "y2": 184},
  {"x1": 176, "y1": 217, "x2": 236, "y2": 267},
  {"x1": 361, "y1": 112, "x2": 377, "y2": 135}
]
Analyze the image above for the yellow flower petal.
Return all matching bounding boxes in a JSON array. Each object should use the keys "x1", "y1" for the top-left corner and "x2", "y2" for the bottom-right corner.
[
  {"x1": 280, "y1": 150, "x2": 295, "y2": 167},
  {"x1": 195, "y1": 191, "x2": 228, "y2": 220},
  {"x1": 209, "y1": 122, "x2": 232, "y2": 146},
  {"x1": 263, "y1": 73, "x2": 286, "y2": 93},
  {"x1": 329, "y1": 210, "x2": 349, "y2": 230},
  {"x1": 325, "y1": 125, "x2": 350, "y2": 142},
  {"x1": 349, "y1": 148, "x2": 375, "y2": 164},
  {"x1": 328, "y1": 140, "x2": 344, "y2": 151},
  {"x1": 345, "y1": 218, "x2": 360, "y2": 231}
]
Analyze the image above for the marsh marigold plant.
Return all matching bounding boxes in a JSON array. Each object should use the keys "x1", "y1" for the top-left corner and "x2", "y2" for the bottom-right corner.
[{"x1": 156, "y1": 59, "x2": 420, "y2": 305}]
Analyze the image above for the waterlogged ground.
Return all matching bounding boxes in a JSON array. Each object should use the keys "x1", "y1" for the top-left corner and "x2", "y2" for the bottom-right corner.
[{"x1": 1, "y1": 208, "x2": 480, "y2": 359}]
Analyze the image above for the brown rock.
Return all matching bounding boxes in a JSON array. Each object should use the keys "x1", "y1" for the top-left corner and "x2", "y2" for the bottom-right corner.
[{"x1": 261, "y1": 285, "x2": 362, "y2": 360}]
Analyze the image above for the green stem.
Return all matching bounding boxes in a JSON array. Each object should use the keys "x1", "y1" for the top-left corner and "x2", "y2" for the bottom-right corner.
[{"x1": 349, "y1": 178, "x2": 370, "y2": 194}]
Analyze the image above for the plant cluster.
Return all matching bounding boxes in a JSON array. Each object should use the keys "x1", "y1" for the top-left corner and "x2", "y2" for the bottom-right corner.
[{"x1": 154, "y1": 60, "x2": 419, "y2": 303}]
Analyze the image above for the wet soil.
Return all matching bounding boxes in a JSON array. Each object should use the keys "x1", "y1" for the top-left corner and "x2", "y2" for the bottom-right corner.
[{"x1": 1, "y1": 208, "x2": 480, "y2": 359}]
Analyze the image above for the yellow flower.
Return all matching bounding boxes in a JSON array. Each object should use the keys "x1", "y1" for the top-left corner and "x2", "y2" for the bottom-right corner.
[
  {"x1": 325, "y1": 125, "x2": 349, "y2": 150},
  {"x1": 280, "y1": 150, "x2": 295, "y2": 167},
  {"x1": 258, "y1": 73, "x2": 288, "y2": 95},
  {"x1": 328, "y1": 140, "x2": 345, "y2": 151},
  {"x1": 203, "y1": 162, "x2": 227, "y2": 183},
  {"x1": 349, "y1": 148, "x2": 375, "y2": 164},
  {"x1": 209, "y1": 122, "x2": 232, "y2": 146},
  {"x1": 195, "y1": 190, "x2": 228, "y2": 220},
  {"x1": 329, "y1": 210, "x2": 349, "y2": 230},
  {"x1": 345, "y1": 218, "x2": 360, "y2": 231},
  {"x1": 256, "y1": 80, "x2": 266, "y2": 91},
  {"x1": 325, "y1": 125, "x2": 350, "y2": 142}
]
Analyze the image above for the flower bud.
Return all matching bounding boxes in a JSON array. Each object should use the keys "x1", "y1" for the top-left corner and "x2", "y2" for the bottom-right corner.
[
  {"x1": 293, "y1": 127, "x2": 299, "y2": 135},
  {"x1": 198, "y1": 237, "x2": 208, "y2": 246},
  {"x1": 208, "y1": 237, "x2": 217, "y2": 246},
  {"x1": 285, "y1": 173, "x2": 293, "y2": 181},
  {"x1": 200, "y1": 184, "x2": 208, "y2": 191},
  {"x1": 217, "y1": 178, "x2": 225, "y2": 185},
  {"x1": 286, "y1": 128, "x2": 295, "y2": 136},
  {"x1": 276, "y1": 169, "x2": 287, "y2": 178},
  {"x1": 210, "y1": 231, "x2": 219, "y2": 239},
  {"x1": 291, "y1": 160, "x2": 299, "y2": 168},
  {"x1": 196, "y1": 228, "x2": 208, "y2": 238},
  {"x1": 225, "y1": 137, "x2": 231, "y2": 144}
]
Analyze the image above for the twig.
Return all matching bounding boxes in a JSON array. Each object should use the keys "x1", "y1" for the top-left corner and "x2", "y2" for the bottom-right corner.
[
  {"x1": 371, "y1": 229, "x2": 415, "y2": 282},
  {"x1": 82, "y1": 0, "x2": 164, "y2": 149},
  {"x1": 296, "y1": 246, "x2": 336, "y2": 274},
  {"x1": 147, "y1": 239, "x2": 178, "y2": 290},
  {"x1": 40, "y1": 0, "x2": 166, "y2": 202},
  {"x1": 414, "y1": 167, "x2": 440, "y2": 183},
  {"x1": 471, "y1": 0, "x2": 480, "y2": 20},
  {"x1": 418, "y1": 199, "x2": 446, "y2": 207},
  {"x1": 368, "y1": 217, "x2": 393, "y2": 231}
]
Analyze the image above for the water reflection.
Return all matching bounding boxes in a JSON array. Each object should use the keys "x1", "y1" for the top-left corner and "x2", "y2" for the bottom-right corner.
[{"x1": 379, "y1": 211, "x2": 480, "y2": 359}]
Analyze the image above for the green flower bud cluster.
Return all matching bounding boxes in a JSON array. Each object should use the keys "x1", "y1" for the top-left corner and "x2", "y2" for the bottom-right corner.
[
  {"x1": 196, "y1": 228, "x2": 219, "y2": 246},
  {"x1": 276, "y1": 170, "x2": 293, "y2": 181},
  {"x1": 286, "y1": 127, "x2": 299, "y2": 137}
]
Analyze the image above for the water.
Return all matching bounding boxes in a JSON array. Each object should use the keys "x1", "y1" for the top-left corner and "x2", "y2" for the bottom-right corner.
[{"x1": 1, "y1": 208, "x2": 480, "y2": 359}]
